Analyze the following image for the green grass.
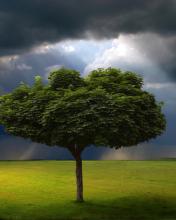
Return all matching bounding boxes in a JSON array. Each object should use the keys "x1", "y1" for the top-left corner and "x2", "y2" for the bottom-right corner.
[{"x1": 0, "y1": 160, "x2": 175, "y2": 220}]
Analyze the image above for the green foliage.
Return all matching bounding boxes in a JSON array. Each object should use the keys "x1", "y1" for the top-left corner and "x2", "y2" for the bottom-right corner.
[
  {"x1": 48, "y1": 68, "x2": 85, "y2": 90},
  {"x1": 86, "y1": 68, "x2": 143, "y2": 95},
  {"x1": 34, "y1": 75, "x2": 43, "y2": 90},
  {"x1": 0, "y1": 67, "x2": 166, "y2": 151}
]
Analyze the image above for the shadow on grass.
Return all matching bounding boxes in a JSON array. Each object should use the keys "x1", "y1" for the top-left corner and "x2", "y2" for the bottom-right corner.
[
  {"x1": 2, "y1": 195, "x2": 174, "y2": 220},
  {"x1": 70, "y1": 196, "x2": 176, "y2": 220}
]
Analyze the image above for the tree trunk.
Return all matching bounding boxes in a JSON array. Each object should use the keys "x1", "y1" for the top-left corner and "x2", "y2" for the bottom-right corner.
[
  {"x1": 68, "y1": 145, "x2": 84, "y2": 202},
  {"x1": 75, "y1": 156, "x2": 83, "y2": 202}
]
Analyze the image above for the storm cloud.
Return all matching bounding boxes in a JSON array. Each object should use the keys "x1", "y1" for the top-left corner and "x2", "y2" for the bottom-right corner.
[{"x1": 0, "y1": 0, "x2": 176, "y2": 56}]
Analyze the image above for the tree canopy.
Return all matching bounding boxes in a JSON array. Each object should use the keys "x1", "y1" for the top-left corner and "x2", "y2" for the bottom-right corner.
[{"x1": 0, "y1": 67, "x2": 166, "y2": 150}]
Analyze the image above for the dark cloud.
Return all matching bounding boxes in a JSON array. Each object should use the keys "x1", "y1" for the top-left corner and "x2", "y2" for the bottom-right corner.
[
  {"x1": 83, "y1": 33, "x2": 176, "y2": 82},
  {"x1": 0, "y1": 135, "x2": 105, "y2": 160},
  {"x1": 128, "y1": 34, "x2": 176, "y2": 81},
  {"x1": 0, "y1": 136, "x2": 72, "y2": 160},
  {"x1": 101, "y1": 143, "x2": 176, "y2": 160},
  {"x1": 0, "y1": 45, "x2": 85, "y2": 91},
  {"x1": 0, "y1": 0, "x2": 176, "y2": 56}
]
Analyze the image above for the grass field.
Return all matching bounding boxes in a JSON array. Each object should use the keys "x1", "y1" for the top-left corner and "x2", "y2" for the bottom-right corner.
[{"x1": 0, "y1": 160, "x2": 175, "y2": 220}]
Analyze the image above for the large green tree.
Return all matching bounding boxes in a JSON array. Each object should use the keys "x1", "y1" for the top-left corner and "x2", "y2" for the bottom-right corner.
[{"x1": 0, "y1": 68, "x2": 166, "y2": 202}]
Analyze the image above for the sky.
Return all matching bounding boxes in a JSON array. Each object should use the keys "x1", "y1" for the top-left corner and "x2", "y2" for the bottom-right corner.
[{"x1": 0, "y1": 0, "x2": 176, "y2": 160}]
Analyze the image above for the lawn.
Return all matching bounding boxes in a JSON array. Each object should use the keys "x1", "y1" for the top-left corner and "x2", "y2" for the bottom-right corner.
[{"x1": 0, "y1": 160, "x2": 175, "y2": 220}]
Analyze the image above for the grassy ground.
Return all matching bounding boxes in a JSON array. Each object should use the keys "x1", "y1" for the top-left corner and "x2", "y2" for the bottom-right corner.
[{"x1": 0, "y1": 160, "x2": 175, "y2": 220}]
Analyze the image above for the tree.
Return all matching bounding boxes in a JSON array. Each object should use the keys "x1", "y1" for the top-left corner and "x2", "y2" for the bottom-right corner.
[{"x1": 0, "y1": 67, "x2": 166, "y2": 202}]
